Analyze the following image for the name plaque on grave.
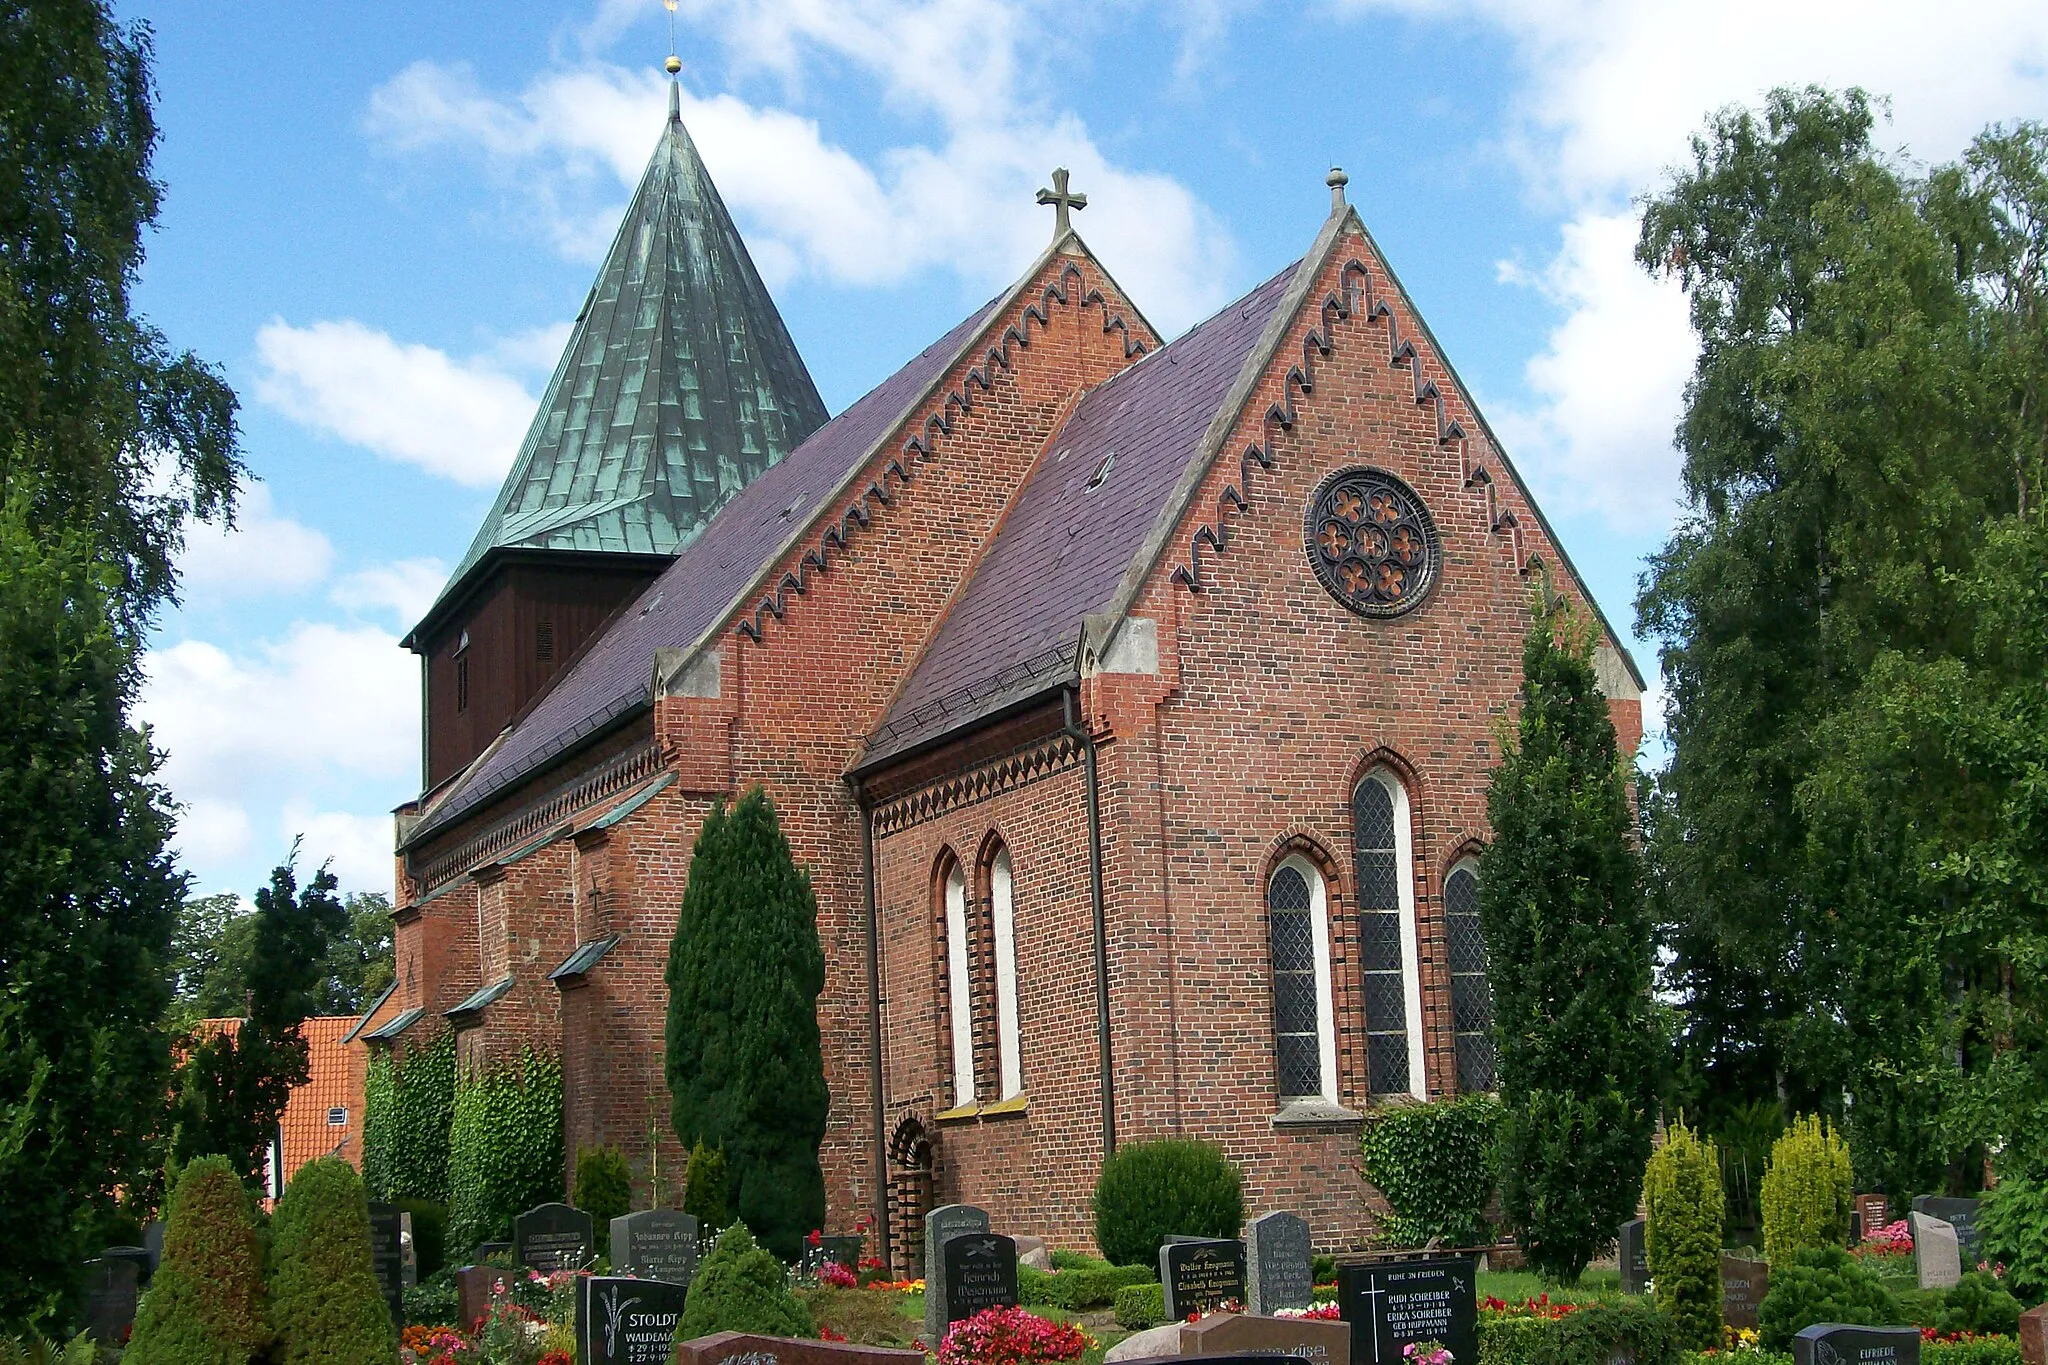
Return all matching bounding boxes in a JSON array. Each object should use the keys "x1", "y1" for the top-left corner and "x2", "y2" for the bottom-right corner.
[
  {"x1": 1792, "y1": 1324, "x2": 1921, "y2": 1365},
  {"x1": 1337, "y1": 1257, "x2": 1478, "y2": 1365},
  {"x1": 368, "y1": 1203, "x2": 406, "y2": 1326},
  {"x1": 943, "y1": 1234, "x2": 1021, "y2": 1327},
  {"x1": 1855, "y1": 1195, "x2": 1890, "y2": 1242},
  {"x1": 1912, "y1": 1197, "x2": 1983, "y2": 1260},
  {"x1": 579, "y1": 1274, "x2": 690, "y2": 1365},
  {"x1": 1163, "y1": 1240, "x2": 1249, "y2": 1321},
  {"x1": 1181, "y1": 1311, "x2": 1352, "y2": 1365},
  {"x1": 516, "y1": 1202, "x2": 596, "y2": 1273},
  {"x1": 674, "y1": 1332, "x2": 926, "y2": 1365},
  {"x1": 1720, "y1": 1255, "x2": 1768, "y2": 1331},
  {"x1": 1619, "y1": 1219, "x2": 1649, "y2": 1296},
  {"x1": 922, "y1": 1204, "x2": 991, "y2": 1350},
  {"x1": 1248, "y1": 1213, "x2": 1315, "y2": 1316},
  {"x1": 612, "y1": 1211, "x2": 700, "y2": 1285}
]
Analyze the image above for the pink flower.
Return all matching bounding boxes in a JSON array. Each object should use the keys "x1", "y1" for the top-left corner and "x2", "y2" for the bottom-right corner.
[{"x1": 937, "y1": 1307, "x2": 1091, "y2": 1365}]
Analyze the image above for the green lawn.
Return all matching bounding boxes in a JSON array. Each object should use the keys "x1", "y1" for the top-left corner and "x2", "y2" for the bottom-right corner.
[{"x1": 1476, "y1": 1269, "x2": 1625, "y2": 1304}]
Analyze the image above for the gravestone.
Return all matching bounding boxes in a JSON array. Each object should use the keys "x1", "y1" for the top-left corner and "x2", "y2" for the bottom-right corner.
[
  {"x1": 1912, "y1": 1214, "x2": 1962, "y2": 1290},
  {"x1": 402, "y1": 1210, "x2": 419, "y2": 1289},
  {"x1": 1912, "y1": 1197, "x2": 1983, "y2": 1261},
  {"x1": 143, "y1": 1221, "x2": 165, "y2": 1275},
  {"x1": 1792, "y1": 1324, "x2": 1921, "y2": 1365},
  {"x1": 1720, "y1": 1255, "x2": 1769, "y2": 1331},
  {"x1": 1181, "y1": 1311, "x2": 1352, "y2": 1365},
  {"x1": 102, "y1": 1246, "x2": 152, "y2": 1291},
  {"x1": 1619, "y1": 1219, "x2": 1649, "y2": 1295},
  {"x1": 368, "y1": 1202, "x2": 406, "y2": 1326},
  {"x1": 578, "y1": 1274, "x2": 691, "y2": 1365},
  {"x1": 1854, "y1": 1195, "x2": 1889, "y2": 1243},
  {"x1": 457, "y1": 1264, "x2": 503, "y2": 1331},
  {"x1": 477, "y1": 1240, "x2": 512, "y2": 1262},
  {"x1": 942, "y1": 1233, "x2": 1021, "y2": 1333},
  {"x1": 612, "y1": 1210, "x2": 700, "y2": 1285},
  {"x1": 1248, "y1": 1213, "x2": 1315, "y2": 1316},
  {"x1": 1337, "y1": 1257, "x2": 1478, "y2": 1365},
  {"x1": 674, "y1": 1333, "x2": 925, "y2": 1365},
  {"x1": 2018, "y1": 1304, "x2": 2045, "y2": 1365},
  {"x1": 515, "y1": 1202, "x2": 596, "y2": 1272},
  {"x1": 1162, "y1": 1239, "x2": 1248, "y2": 1320},
  {"x1": 82, "y1": 1256, "x2": 140, "y2": 1347},
  {"x1": 922, "y1": 1203, "x2": 991, "y2": 1350}
]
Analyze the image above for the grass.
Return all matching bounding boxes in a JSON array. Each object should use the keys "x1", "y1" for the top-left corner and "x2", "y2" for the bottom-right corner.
[{"x1": 1476, "y1": 1269, "x2": 1625, "y2": 1304}]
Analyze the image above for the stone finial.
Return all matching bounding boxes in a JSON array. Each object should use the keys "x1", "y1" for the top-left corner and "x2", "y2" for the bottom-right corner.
[{"x1": 1328, "y1": 166, "x2": 1350, "y2": 213}]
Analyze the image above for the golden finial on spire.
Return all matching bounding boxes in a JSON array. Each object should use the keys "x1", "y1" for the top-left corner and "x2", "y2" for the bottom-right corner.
[{"x1": 663, "y1": 0, "x2": 681, "y2": 78}]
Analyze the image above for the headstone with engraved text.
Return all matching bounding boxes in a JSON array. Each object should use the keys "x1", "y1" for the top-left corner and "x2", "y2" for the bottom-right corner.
[
  {"x1": 1912, "y1": 1197, "x2": 1983, "y2": 1262},
  {"x1": 516, "y1": 1202, "x2": 596, "y2": 1273},
  {"x1": 1181, "y1": 1311, "x2": 1352, "y2": 1365},
  {"x1": 611, "y1": 1210, "x2": 700, "y2": 1285},
  {"x1": 1163, "y1": 1239, "x2": 1248, "y2": 1321},
  {"x1": 368, "y1": 1203, "x2": 406, "y2": 1326},
  {"x1": 1853, "y1": 1194, "x2": 1889, "y2": 1246},
  {"x1": 1619, "y1": 1219, "x2": 1649, "y2": 1295},
  {"x1": 1720, "y1": 1255, "x2": 1769, "y2": 1331},
  {"x1": 673, "y1": 1332, "x2": 926, "y2": 1365},
  {"x1": 83, "y1": 1256, "x2": 140, "y2": 1347},
  {"x1": 1248, "y1": 1213, "x2": 1315, "y2": 1316},
  {"x1": 1913, "y1": 1214, "x2": 1962, "y2": 1291},
  {"x1": 578, "y1": 1274, "x2": 690, "y2": 1365},
  {"x1": 1337, "y1": 1257, "x2": 1478, "y2": 1365},
  {"x1": 943, "y1": 1233, "x2": 1020, "y2": 1329},
  {"x1": 923, "y1": 1204, "x2": 991, "y2": 1350},
  {"x1": 1792, "y1": 1324, "x2": 1920, "y2": 1365}
]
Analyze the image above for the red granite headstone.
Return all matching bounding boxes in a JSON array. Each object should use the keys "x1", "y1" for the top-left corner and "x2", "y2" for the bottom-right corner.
[
  {"x1": 673, "y1": 1333, "x2": 926, "y2": 1365},
  {"x1": 2018, "y1": 1303, "x2": 2045, "y2": 1365},
  {"x1": 1181, "y1": 1312, "x2": 1351, "y2": 1365},
  {"x1": 456, "y1": 1264, "x2": 502, "y2": 1333}
]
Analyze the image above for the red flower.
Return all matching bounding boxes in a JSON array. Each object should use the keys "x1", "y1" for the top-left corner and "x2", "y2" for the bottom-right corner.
[
  {"x1": 819, "y1": 1327, "x2": 849, "y2": 1343},
  {"x1": 809, "y1": 1229, "x2": 824, "y2": 1246}
]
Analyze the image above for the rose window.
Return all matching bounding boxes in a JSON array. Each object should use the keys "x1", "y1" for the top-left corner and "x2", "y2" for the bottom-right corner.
[{"x1": 1304, "y1": 466, "x2": 1440, "y2": 617}]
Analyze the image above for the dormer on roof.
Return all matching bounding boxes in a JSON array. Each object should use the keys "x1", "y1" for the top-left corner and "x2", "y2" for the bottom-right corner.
[{"x1": 406, "y1": 74, "x2": 828, "y2": 791}]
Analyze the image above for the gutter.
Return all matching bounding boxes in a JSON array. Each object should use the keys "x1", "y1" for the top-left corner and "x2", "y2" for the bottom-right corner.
[
  {"x1": 849, "y1": 773, "x2": 892, "y2": 1272},
  {"x1": 1061, "y1": 685, "x2": 1115, "y2": 1158}
]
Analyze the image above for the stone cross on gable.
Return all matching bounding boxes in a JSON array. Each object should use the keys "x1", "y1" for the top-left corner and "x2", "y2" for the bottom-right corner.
[{"x1": 1036, "y1": 168, "x2": 1087, "y2": 237}]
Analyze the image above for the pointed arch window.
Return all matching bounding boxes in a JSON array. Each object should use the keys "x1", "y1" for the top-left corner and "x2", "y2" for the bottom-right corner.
[
  {"x1": 1268, "y1": 856, "x2": 1338, "y2": 1103},
  {"x1": 1354, "y1": 770, "x2": 1426, "y2": 1099},
  {"x1": 1445, "y1": 860, "x2": 1495, "y2": 1091},
  {"x1": 990, "y1": 848, "x2": 1023, "y2": 1100},
  {"x1": 943, "y1": 860, "x2": 975, "y2": 1108}
]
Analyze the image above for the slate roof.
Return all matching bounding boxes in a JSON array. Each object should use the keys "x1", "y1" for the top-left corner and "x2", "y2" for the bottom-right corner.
[
  {"x1": 409, "y1": 287, "x2": 1011, "y2": 844},
  {"x1": 864, "y1": 259, "x2": 1301, "y2": 762},
  {"x1": 420, "y1": 83, "x2": 829, "y2": 629}
]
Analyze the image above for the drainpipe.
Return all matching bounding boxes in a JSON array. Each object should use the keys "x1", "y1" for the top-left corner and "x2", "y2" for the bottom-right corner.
[
  {"x1": 1062, "y1": 685, "x2": 1115, "y2": 1157},
  {"x1": 851, "y1": 776, "x2": 891, "y2": 1272}
]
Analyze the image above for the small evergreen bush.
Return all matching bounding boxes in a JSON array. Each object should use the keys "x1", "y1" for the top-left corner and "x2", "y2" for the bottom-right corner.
[
  {"x1": 1755, "y1": 1247, "x2": 1900, "y2": 1352},
  {"x1": 266, "y1": 1158, "x2": 396, "y2": 1365},
  {"x1": 1533, "y1": 1300, "x2": 1681, "y2": 1365},
  {"x1": 1934, "y1": 1272, "x2": 2021, "y2": 1338},
  {"x1": 684, "y1": 1141, "x2": 731, "y2": 1229},
  {"x1": 1092, "y1": 1139, "x2": 1243, "y2": 1270},
  {"x1": 1359, "y1": 1095, "x2": 1503, "y2": 1247},
  {"x1": 1644, "y1": 1121, "x2": 1725, "y2": 1349},
  {"x1": 1924, "y1": 1340, "x2": 2024, "y2": 1365},
  {"x1": 675, "y1": 1223, "x2": 814, "y2": 1344},
  {"x1": 1759, "y1": 1116, "x2": 1853, "y2": 1265},
  {"x1": 1112, "y1": 1282, "x2": 1164, "y2": 1331},
  {"x1": 1041, "y1": 1263, "x2": 1155, "y2": 1310},
  {"x1": 124, "y1": 1156, "x2": 268, "y2": 1365},
  {"x1": 575, "y1": 1146, "x2": 633, "y2": 1228},
  {"x1": 1978, "y1": 1177, "x2": 2048, "y2": 1302}
]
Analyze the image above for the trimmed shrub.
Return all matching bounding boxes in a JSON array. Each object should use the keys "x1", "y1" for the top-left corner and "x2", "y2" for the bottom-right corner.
[
  {"x1": 1759, "y1": 1116, "x2": 1853, "y2": 1265},
  {"x1": 1934, "y1": 1272, "x2": 2021, "y2": 1338},
  {"x1": 1978, "y1": 1177, "x2": 2048, "y2": 1302},
  {"x1": 393, "y1": 1198, "x2": 447, "y2": 1278},
  {"x1": 1112, "y1": 1282, "x2": 1165, "y2": 1331},
  {"x1": 1924, "y1": 1339, "x2": 2024, "y2": 1365},
  {"x1": 124, "y1": 1156, "x2": 267, "y2": 1365},
  {"x1": 1755, "y1": 1247, "x2": 1900, "y2": 1352},
  {"x1": 1092, "y1": 1139, "x2": 1243, "y2": 1270},
  {"x1": 1041, "y1": 1263, "x2": 1154, "y2": 1311},
  {"x1": 1478, "y1": 1314, "x2": 1552, "y2": 1365},
  {"x1": 684, "y1": 1141, "x2": 731, "y2": 1230},
  {"x1": 575, "y1": 1146, "x2": 633, "y2": 1228},
  {"x1": 267, "y1": 1158, "x2": 396, "y2": 1365},
  {"x1": 1359, "y1": 1095, "x2": 1503, "y2": 1248},
  {"x1": 1644, "y1": 1121, "x2": 1725, "y2": 1349},
  {"x1": 446, "y1": 1046, "x2": 563, "y2": 1254},
  {"x1": 1479, "y1": 1302, "x2": 1679, "y2": 1365},
  {"x1": 675, "y1": 1224, "x2": 815, "y2": 1344}
]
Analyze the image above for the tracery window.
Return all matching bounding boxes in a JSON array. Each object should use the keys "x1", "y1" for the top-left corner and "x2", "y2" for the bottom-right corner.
[
  {"x1": 1355, "y1": 770, "x2": 1426, "y2": 1099},
  {"x1": 1268, "y1": 856, "x2": 1338, "y2": 1103},
  {"x1": 942, "y1": 859, "x2": 975, "y2": 1107},
  {"x1": 989, "y1": 847, "x2": 1023, "y2": 1100},
  {"x1": 1445, "y1": 860, "x2": 1496, "y2": 1092}
]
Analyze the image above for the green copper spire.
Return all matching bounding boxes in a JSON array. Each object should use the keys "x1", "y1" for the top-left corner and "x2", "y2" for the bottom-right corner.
[{"x1": 435, "y1": 79, "x2": 828, "y2": 604}]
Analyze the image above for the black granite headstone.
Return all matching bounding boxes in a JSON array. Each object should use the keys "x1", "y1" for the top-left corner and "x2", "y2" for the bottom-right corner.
[
  {"x1": 1912, "y1": 1197, "x2": 1983, "y2": 1260},
  {"x1": 83, "y1": 1256, "x2": 140, "y2": 1347},
  {"x1": 1619, "y1": 1219, "x2": 1649, "y2": 1295},
  {"x1": 368, "y1": 1202, "x2": 406, "y2": 1325},
  {"x1": 578, "y1": 1274, "x2": 690, "y2": 1365},
  {"x1": 942, "y1": 1233, "x2": 1020, "y2": 1328},
  {"x1": 1248, "y1": 1212, "x2": 1315, "y2": 1315},
  {"x1": 1161, "y1": 1239, "x2": 1248, "y2": 1320},
  {"x1": 1792, "y1": 1324, "x2": 1922, "y2": 1365},
  {"x1": 143, "y1": 1221, "x2": 165, "y2": 1276},
  {"x1": 922, "y1": 1204, "x2": 991, "y2": 1349},
  {"x1": 611, "y1": 1210, "x2": 700, "y2": 1285},
  {"x1": 103, "y1": 1245, "x2": 153, "y2": 1291},
  {"x1": 477, "y1": 1240, "x2": 512, "y2": 1262},
  {"x1": 515, "y1": 1202, "x2": 597, "y2": 1272},
  {"x1": 1337, "y1": 1257, "x2": 1479, "y2": 1365}
]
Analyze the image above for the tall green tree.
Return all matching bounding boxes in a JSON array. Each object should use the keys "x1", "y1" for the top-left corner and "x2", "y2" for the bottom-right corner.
[
  {"x1": 171, "y1": 856, "x2": 347, "y2": 1183},
  {"x1": 167, "y1": 888, "x2": 393, "y2": 1032},
  {"x1": 665, "y1": 790, "x2": 828, "y2": 1262},
  {"x1": 1637, "y1": 92, "x2": 2048, "y2": 1193},
  {"x1": 1480, "y1": 604, "x2": 1659, "y2": 1283}
]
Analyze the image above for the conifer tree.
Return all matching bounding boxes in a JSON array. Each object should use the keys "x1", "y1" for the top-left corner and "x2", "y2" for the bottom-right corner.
[
  {"x1": 267, "y1": 1158, "x2": 396, "y2": 1365},
  {"x1": 666, "y1": 790, "x2": 828, "y2": 1262},
  {"x1": 1645, "y1": 1121, "x2": 1726, "y2": 1349},
  {"x1": 1480, "y1": 603, "x2": 1659, "y2": 1283},
  {"x1": 123, "y1": 1156, "x2": 267, "y2": 1365}
]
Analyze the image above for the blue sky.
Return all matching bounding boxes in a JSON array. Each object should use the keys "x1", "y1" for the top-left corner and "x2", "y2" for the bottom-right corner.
[{"x1": 124, "y1": 0, "x2": 2048, "y2": 900}]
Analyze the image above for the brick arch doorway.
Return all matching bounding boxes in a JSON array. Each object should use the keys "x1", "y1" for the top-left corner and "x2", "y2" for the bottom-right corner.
[{"x1": 888, "y1": 1115, "x2": 935, "y2": 1273}]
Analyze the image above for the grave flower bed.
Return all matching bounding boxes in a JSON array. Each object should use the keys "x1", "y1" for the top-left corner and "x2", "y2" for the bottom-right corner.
[
  {"x1": 1855, "y1": 1220, "x2": 1914, "y2": 1260},
  {"x1": 937, "y1": 1306, "x2": 1092, "y2": 1365}
]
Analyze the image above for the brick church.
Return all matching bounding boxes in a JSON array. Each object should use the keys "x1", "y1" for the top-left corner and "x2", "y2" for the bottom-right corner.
[{"x1": 358, "y1": 75, "x2": 1644, "y2": 1264}]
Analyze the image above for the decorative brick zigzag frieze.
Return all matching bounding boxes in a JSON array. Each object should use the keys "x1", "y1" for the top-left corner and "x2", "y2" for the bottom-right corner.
[
  {"x1": 872, "y1": 732, "x2": 1084, "y2": 836},
  {"x1": 737, "y1": 261, "x2": 1147, "y2": 645},
  {"x1": 1170, "y1": 254, "x2": 1541, "y2": 593}
]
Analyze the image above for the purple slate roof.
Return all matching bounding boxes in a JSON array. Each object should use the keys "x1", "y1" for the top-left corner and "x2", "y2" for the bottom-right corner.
[
  {"x1": 410, "y1": 289, "x2": 1009, "y2": 843},
  {"x1": 866, "y1": 259, "x2": 1300, "y2": 761}
]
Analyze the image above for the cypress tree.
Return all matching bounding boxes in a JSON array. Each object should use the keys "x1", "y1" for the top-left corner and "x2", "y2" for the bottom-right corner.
[
  {"x1": 1480, "y1": 603, "x2": 1659, "y2": 1283},
  {"x1": 666, "y1": 790, "x2": 828, "y2": 1262},
  {"x1": 1645, "y1": 1121, "x2": 1726, "y2": 1349},
  {"x1": 123, "y1": 1156, "x2": 267, "y2": 1365},
  {"x1": 267, "y1": 1158, "x2": 396, "y2": 1365}
]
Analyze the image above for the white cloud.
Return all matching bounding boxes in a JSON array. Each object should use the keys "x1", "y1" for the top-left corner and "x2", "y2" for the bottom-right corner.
[
  {"x1": 177, "y1": 482, "x2": 335, "y2": 599},
  {"x1": 330, "y1": 558, "x2": 449, "y2": 627},
  {"x1": 174, "y1": 797, "x2": 256, "y2": 875},
  {"x1": 284, "y1": 805, "x2": 397, "y2": 895},
  {"x1": 253, "y1": 318, "x2": 538, "y2": 487},
  {"x1": 364, "y1": 30, "x2": 1237, "y2": 333}
]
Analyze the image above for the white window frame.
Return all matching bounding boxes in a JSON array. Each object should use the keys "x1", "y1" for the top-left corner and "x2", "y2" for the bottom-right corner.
[
  {"x1": 991, "y1": 849, "x2": 1023, "y2": 1099},
  {"x1": 944, "y1": 862, "x2": 975, "y2": 1107},
  {"x1": 1364, "y1": 769, "x2": 1429, "y2": 1101},
  {"x1": 1272, "y1": 854, "x2": 1340, "y2": 1104}
]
